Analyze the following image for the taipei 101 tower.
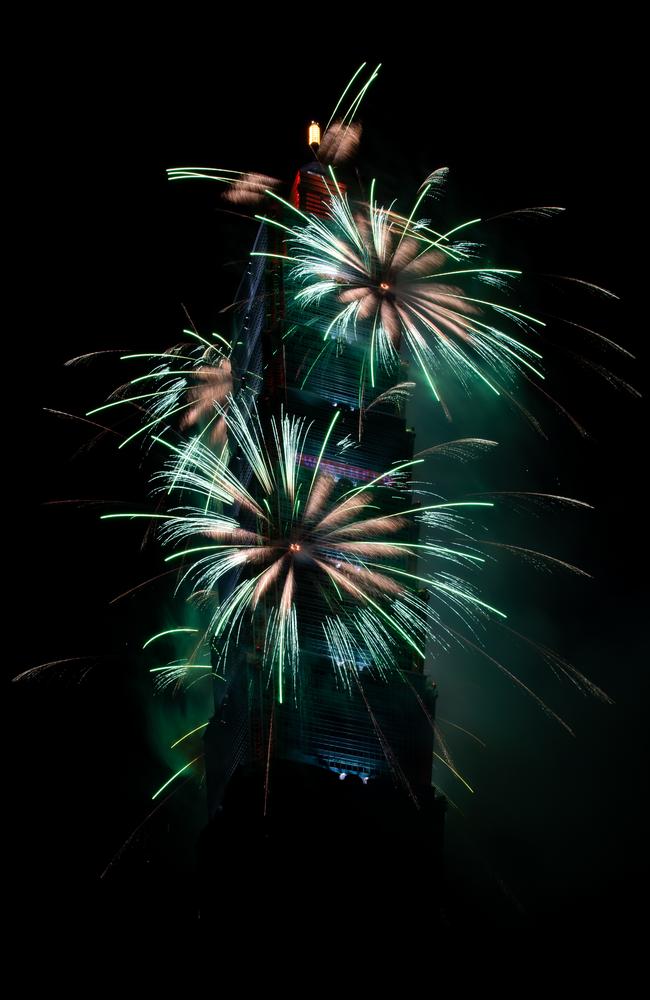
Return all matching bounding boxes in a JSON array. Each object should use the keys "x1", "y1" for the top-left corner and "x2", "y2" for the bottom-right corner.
[{"x1": 198, "y1": 122, "x2": 446, "y2": 914}]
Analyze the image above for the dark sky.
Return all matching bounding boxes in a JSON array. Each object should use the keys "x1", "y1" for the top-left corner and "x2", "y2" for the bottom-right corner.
[{"x1": 12, "y1": 29, "x2": 645, "y2": 930}]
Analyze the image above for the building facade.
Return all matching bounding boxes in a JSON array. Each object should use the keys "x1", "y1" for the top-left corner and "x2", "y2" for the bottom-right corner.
[{"x1": 200, "y1": 151, "x2": 446, "y2": 901}]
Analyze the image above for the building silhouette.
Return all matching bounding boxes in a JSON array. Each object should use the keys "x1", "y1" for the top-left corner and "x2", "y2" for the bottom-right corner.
[{"x1": 198, "y1": 141, "x2": 446, "y2": 916}]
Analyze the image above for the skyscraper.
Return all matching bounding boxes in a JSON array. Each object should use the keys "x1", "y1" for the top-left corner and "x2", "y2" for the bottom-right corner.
[{"x1": 199, "y1": 136, "x2": 446, "y2": 914}]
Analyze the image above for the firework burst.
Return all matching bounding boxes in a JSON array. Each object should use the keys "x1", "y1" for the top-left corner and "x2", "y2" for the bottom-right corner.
[
  {"x1": 281, "y1": 184, "x2": 548, "y2": 405},
  {"x1": 143, "y1": 397, "x2": 502, "y2": 701},
  {"x1": 83, "y1": 330, "x2": 240, "y2": 451}
]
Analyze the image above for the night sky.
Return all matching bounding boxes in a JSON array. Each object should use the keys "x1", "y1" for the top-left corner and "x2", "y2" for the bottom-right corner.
[{"x1": 12, "y1": 32, "x2": 645, "y2": 931}]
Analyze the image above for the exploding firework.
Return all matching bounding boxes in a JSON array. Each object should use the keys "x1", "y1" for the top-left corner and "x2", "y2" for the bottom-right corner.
[
  {"x1": 269, "y1": 185, "x2": 551, "y2": 411},
  {"x1": 222, "y1": 172, "x2": 282, "y2": 206},
  {"x1": 318, "y1": 120, "x2": 363, "y2": 165},
  {"x1": 81, "y1": 331, "x2": 241, "y2": 450},
  {"x1": 99, "y1": 392, "x2": 605, "y2": 764},
  {"x1": 118, "y1": 397, "x2": 505, "y2": 701}
]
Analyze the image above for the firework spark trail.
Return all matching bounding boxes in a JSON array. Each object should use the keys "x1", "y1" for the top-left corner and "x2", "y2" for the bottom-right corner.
[
  {"x1": 364, "y1": 382, "x2": 415, "y2": 412},
  {"x1": 108, "y1": 568, "x2": 181, "y2": 605},
  {"x1": 446, "y1": 626, "x2": 576, "y2": 736},
  {"x1": 475, "y1": 541, "x2": 592, "y2": 578},
  {"x1": 43, "y1": 408, "x2": 123, "y2": 439},
  {"x1": 13, "y1": 655, "x2": 110, "y2": 684},
  {"x1": 264, "y1": 700, "x2": 275, "y2": 817},
  {"x1": 358, "y1": 381, "x2": 415, "y2": 438},
  {"x1": 170, "y1": 721, "x2": 209, "y2": 749},
  {"x1": 499, "y1": 625, "x2": 613, "y2": 703},
  {"x1": 142, "y1": 627, "x2": 200, "y2": 650},
  {"x1": 437, "y1": 717, "x2": 487, "y2": 749},
  {"x1": 354, "y1": 671, "x2": 420, "y2": 809},
  {"x1": 100, "y1": 776, "x2": 193, "y2": 880},
  {"x1": 397, "y1": 669, "x2": 475, "y2": 785},
  {"x1": 413, "y1": 438, "x2": 499, "y2": 462},
  {"x1": 167, "y1": 166, "x2": 281, "y2": 206},
  {"x1": 465, "y1": 491, "x2": 594, "y2": 510},
  {"x1": 432, "y1": 751, "x2": 476, "y2": 794},
  {"x1": 151, "y1": 754, "x2": 204, "y2": 801},
  {"x1": 433, "y1": 722, "x2": 457, "y2": 770}
]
